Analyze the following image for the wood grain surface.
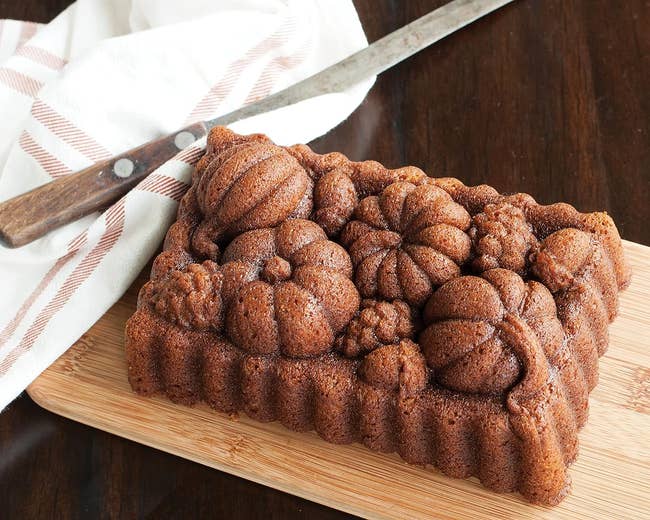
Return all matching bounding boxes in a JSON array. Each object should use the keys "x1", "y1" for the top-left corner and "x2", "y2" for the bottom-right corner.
[
  {"x1": 1, "y1": 1, "x2": 649, "y2": 519},
  {"x1": 26, "y1": 242, "x2": 650, "y2": 519}
]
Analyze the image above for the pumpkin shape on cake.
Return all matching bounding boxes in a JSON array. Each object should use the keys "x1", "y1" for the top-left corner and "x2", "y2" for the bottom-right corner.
[
  {"x1": 530, "y1": 228, "x2": 619, "y2": 317},
  {"x1": 419, "y1": 268, "x2": 564, "y2": 395},
  {"x1": 190, "y1": 127, "x2": 314, "y2": 260},
  {"x1": 308, "y1": 161, "x2": 431, "y2": 238},
  {"x1": 341, "y1": 181, "x2": 472, "y2": 306},
  {"x1": 220, "y1": 219, "x2": 360, "y2": 358}
]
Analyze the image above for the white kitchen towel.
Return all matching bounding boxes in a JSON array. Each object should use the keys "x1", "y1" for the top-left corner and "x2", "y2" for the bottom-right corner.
[{"x1": 0, "y1": 0, "x2": 374, "y2": 410}]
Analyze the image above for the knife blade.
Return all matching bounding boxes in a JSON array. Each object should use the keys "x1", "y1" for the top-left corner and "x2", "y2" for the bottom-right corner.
[{"x1": 0, "y1": 0, "x2": 514, "y2": 248}]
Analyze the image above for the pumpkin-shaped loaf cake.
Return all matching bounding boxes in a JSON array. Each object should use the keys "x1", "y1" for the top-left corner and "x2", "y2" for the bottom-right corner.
[
  {"x1": 220, "y1": 219, "x2": 360, "y2": 357},
  {"x1": 341, "y1": 181, "x2": 472, "y2": 306},
  {"x1": 125, "y1": 127, "x2": 632, "y2": 506},
  {"x1": 190, "y1": 127, "x2": 314, "y2": 260}
]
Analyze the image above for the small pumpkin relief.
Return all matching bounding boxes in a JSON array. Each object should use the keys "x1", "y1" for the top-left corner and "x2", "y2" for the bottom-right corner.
[
  {"x1": 189, "y1": 129, "x2": 314, "y2": 261},
  {"x1": 341, "y1": 181, "x2": 472, "y2": 307},
  {"x1": 419, "y1": 269, "x2": 563, "y2": 396},
  {"x1": 221, "y1": 219, "x2": 360, "y2": 358}
]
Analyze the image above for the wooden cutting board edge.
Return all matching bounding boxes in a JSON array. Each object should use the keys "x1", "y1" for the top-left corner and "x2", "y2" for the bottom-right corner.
[
  {"x1": 26, "y1": 385, "x2": 369, "y2": 519},
  {"x1": 26, "y1": 240, "x2": 650, "y2": 520}
]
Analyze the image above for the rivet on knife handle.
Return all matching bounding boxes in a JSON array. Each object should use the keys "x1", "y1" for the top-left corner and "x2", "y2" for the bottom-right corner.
[{"x1": 0, "y1": 122, "x2": 208, "y2": 248}]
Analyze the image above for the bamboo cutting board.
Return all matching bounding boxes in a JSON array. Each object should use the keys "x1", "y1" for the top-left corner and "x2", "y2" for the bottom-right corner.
[{"x1": 28, "y1": 241, "x2": 650, "y2": 520}]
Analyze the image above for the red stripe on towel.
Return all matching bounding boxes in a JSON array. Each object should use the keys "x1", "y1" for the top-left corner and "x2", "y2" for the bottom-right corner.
[
  {"x1": 243, "y1": 50, "x2": 308, "y2": 105},
  {"x1": 17, "y1": 21, "x2": 38, "y2": 47},
  {"x1": 0, "y1": 232, "x2": 88, "y2": 348},
  {"x1": 0, "y1": 202, "x2": 126, "y2": 375},
  {"x1": 19, "y1": 131, "x2": 72, "y2": 178},
  {"x1": 16, "y1": 45, "x2": 67, "y2": 70},
  {"x1": 0, "y1": 67, "x2": 43, "y2": 97},
  {"x1": 175, "y1": 145, "x2": 204, "y2": 165},
  {"x1": 31, "y1": 100, "x2": 112, "y2": 161},
  {"x1": 185, "y1": 20, "x2": 297, "y2": 124},
  {"x1": 137, "y1": 174, "x2": 189, "y2": 202}
]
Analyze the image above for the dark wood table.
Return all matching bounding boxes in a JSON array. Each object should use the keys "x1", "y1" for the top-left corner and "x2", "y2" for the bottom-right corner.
[{"x1": 1, "y1": 1, "x2": 648, "y2": 518}]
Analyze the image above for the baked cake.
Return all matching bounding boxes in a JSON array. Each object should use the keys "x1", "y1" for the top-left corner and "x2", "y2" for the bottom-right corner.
[{"x1": 125, "y1": 127, "x2": 631, "y2": 505}]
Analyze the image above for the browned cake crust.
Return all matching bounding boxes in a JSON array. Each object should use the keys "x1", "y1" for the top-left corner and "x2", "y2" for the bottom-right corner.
[{"x1": 125, "y1": 127, "x2": 631, "y2": 505}]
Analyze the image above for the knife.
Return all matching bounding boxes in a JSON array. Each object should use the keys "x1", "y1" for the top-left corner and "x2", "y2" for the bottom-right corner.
[{"x1": 0, "y1": 0, "x2": 514, "y2": 248}]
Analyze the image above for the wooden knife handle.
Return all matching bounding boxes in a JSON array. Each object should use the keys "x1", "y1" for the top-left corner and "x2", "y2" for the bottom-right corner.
[{"x1": 0, "y1": 121, "x2": 207, "y2": 248}]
